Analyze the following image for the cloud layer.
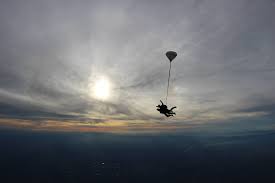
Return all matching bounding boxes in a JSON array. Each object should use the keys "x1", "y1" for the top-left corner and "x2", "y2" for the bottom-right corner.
[{"x1": 0, "y1": 0, "x2": 275, "y2": 131}]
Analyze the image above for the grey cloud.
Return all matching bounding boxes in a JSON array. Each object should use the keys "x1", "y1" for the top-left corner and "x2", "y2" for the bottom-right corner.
[
  {"x1": 232, "y1": 95, "x2": 275, "y2": 117},
  {"x1": 0, "y1": 0, "x2": 275, "y2": 124},
  {"x1": 238, "y1": 104, "x2": 275, "y2": 117}
]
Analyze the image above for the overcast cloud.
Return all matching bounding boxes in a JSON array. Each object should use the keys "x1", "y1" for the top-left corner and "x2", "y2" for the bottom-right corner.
[{"x1": 0, "y1": 0, "x2": 275, "y2": 131}]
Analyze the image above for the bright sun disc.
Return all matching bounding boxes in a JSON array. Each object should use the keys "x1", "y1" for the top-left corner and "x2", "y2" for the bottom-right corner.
[{"x1": 93, "y1": 77, "x2": 110, "y2": 100}]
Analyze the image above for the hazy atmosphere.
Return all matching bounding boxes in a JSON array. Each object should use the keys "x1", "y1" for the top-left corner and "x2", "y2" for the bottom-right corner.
[
  {"x1": 1, "y1": 0, "x2": 275, "y2": 182},
  {"x1": 1, "y1": 0, "x2": 274, "y2": 133}
]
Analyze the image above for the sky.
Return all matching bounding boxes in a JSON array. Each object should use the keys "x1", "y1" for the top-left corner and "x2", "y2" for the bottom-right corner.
[{"x1": 0, "y1": 0, "x2": 274, "y2": 133}]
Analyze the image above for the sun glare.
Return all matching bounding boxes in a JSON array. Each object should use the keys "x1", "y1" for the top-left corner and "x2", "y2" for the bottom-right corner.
[{"x1": 93, "y1": 77, "x2": 111, "y2": 100}]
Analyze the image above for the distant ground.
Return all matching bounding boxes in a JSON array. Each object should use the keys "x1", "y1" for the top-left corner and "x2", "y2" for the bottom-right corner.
[{"x1": 0, "y1": 128, "x2": 275, "y2": 183}]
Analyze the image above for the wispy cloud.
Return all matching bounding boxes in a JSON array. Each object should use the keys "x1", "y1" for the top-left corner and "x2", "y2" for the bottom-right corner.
[{"x1": 0, "y1": 0, "x2": 275, "y2": 131}]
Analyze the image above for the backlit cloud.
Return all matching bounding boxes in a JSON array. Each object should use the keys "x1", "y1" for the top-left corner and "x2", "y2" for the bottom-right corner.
[{"x1": 0, "y1": 0, "x2": 275, "y2": 131}]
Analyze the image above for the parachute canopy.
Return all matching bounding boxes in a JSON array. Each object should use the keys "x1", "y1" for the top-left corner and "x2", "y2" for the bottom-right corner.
[{"x1": 166, "y1": 51, "x2": 177, "y2": 62}]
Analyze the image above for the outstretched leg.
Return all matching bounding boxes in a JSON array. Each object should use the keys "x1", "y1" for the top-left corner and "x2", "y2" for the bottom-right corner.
[
  {"x1": 167, "y1": 113, "x2": 173, "y2": 117},
  {"x1": 170, "y1": 106, "x2": 177, "y2": 110},
  {"x1": 169, "y1": 106, "x2": 176, "y2": 115},
  {"x1": 168, "y1": 111, "x2": 176, "y2": 116}
]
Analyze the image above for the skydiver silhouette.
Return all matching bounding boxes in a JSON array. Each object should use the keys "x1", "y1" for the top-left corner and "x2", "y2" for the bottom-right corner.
[{"x1": 156, "y1": 100, "x2": 176, "y2": 117}]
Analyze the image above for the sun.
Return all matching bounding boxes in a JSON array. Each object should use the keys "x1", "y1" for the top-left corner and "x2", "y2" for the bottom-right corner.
[{"x1": 93, "y1": 77, "x2": 111, "y2": 100}]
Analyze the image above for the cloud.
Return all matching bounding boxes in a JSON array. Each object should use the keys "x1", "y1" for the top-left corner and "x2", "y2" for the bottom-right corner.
[
  {"x1": 0, "y1": 0, "x2": 275, "y2": 131},
  {"x1": 232, "y1": 95, "x2": 275, "y2": 118}
]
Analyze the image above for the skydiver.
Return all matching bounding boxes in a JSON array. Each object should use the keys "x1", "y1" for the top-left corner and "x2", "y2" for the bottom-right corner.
[{"x1": 156, "y1": 100, "x2": 177, "y2": 117}]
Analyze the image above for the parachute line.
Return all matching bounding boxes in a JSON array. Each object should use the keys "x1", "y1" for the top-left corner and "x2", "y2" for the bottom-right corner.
[{"x1": 166, "y1": 61, "x2": 172, "y2": 105}]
